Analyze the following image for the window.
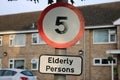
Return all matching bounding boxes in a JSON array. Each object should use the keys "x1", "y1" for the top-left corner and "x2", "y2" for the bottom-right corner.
[
  {"x1": 109, "y1": 29, "x2": 116, "y2": 42},
  {"x1": 9, "y1": 59, "x2": 25, "y2": 69},
  {"x1": 9, "y1": 34, "x2": 26, "y2": 47},
  {"x1": 32, "y1": 33, "x2": 46, "y2": 44},
  {"x1": 9, "y1": 35, "x2": 14, "y2": 46},
  {"x1": 94, "y1": 58, "x2": 101, "y2": 65},
  {"x1": 93, "y1": 58, "x2": 117, "y2": 66},
  {"x1": 93, "y1": 29, "x2": 116, "y2": 44},
  {"x1": 31, "y1": 59, "x2": 38, "y2": 70},
  {"x1": 102, "y1": 59, "x2": 109, "y2": 64},
  {"x1": 0, "y1": 36, "x2": 3, "y2": 46},
  {"x1": 3, "y1": 70, "x2": 17, "y2": 76},
  {"x1": 21, "y1": 71, "x2": 34, "y2": 76},
  {"x1": 0, "y1": 70, "x2": 17, "y2": 76}
]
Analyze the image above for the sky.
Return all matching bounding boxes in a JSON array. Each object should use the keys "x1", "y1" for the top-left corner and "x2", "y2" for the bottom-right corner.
[{"x1": 0, "y1": 0, "x2": 120, "y2": 16}]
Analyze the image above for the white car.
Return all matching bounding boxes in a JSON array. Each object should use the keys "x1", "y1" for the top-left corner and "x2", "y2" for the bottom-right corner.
[{"x1": 0, "y1": 69, "x2": 38, "y2": 80}]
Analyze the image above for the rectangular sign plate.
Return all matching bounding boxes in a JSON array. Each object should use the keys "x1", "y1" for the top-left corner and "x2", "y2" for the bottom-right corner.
[{"x1": 39, "y1": 54, "x2": 82, "y2": 75}]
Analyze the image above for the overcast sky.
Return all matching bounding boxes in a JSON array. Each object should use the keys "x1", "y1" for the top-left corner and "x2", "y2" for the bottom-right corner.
[{"x1": 0, "y1": 0, "x2": 120, "y2": 16}]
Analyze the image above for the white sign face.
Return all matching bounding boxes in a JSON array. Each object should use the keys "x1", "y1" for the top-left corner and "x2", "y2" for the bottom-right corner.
[
  {"x1": 38, "y1": 2, "x2": 84, "y2": 48},
  {"x1": 39, "y1": 55, "x2": 82, "y2": 75},
  {"x1": 43, "y1": 7, "x2": 80, "y2": 44}
]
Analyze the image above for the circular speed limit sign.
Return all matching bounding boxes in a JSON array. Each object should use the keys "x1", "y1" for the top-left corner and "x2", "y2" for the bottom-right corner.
[{"x1": 38, "y1": 2, "x2": 84, "y2": 48}]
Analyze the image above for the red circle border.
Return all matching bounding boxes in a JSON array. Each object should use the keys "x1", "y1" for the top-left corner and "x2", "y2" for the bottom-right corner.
[{"x1": 38, "y1": 2, "x2": 85, "y2": 48}]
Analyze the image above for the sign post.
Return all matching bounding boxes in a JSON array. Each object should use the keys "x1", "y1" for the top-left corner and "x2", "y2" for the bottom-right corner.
[
  {"x1": 38, "y1": 0, "x2": 84, "y2": 80},
  {"x1": 55, "y1": 1, "x2": 67, "y2": 79},
  {"x1": 55, "y1": 0, "x2": 68, "y2": 71},
  {"x1": 55, "y1": 48, "x2": 67, "y2": 80}
]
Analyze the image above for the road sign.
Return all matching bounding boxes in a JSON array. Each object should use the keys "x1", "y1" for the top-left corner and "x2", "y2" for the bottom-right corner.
[
  {"x1": 38, "y1": 2, "x2": 84, "y2": 48},
  {"x1": 39, "y1": 55, "x2": 82, "y2": 75}
]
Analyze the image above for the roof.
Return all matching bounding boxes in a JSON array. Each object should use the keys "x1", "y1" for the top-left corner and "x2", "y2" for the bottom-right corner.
[
  {"x1": 0, "y1": 11, "x2": 41, "y2": 32},
  {"x1": 0, "y1": 2, "x2": 120, "y2": 32},
  {"x1": 78, "y1": 2, "x2": 120, "y2": 26}
]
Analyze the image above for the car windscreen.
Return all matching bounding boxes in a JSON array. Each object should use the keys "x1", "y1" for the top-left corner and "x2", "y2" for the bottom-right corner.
[
  {"x1": 21, "y1": 71, "x2": 34, "y2": 76},
  {"x1": 0, "y1": 70, "x2": 4, "y2": 76},
  {"x1": 0, "y1": 70, "x2": 17, "y2": 76}
]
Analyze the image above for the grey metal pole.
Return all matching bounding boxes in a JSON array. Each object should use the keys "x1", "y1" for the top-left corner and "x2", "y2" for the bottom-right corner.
[
  {"x1": 83, "y1": 31, "x2": 86, "y2": 80},
  {"x1": 54, "y1": 1, "x2": 68, "y2": 80},
  {"x1": 55, "y1": 48, "x2": 67, "y2": 80},
  {"x1": 111, "y1": 60, "x2": 114, "y2": 80}
]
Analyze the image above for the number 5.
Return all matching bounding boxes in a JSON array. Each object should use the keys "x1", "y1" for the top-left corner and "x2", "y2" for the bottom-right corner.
[{"x1": 55, "y1": 16, "x2": 68, "y2": 34}]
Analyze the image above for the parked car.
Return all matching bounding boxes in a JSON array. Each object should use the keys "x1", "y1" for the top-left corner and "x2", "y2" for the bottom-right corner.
[{"x1": 0, "y1": 69, "x2": 38, "y2": 80}]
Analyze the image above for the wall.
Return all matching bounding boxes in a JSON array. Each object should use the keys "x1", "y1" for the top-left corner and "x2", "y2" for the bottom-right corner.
[
  {"x1": 84, "y1": 28, "x2": 117, "y2": 80},
  {"x1": 0, "y1": 28, "x2": 118, "y2": 80},
  {"x1": 117, "y1": 26, "x2": 120, "y2": 49},
  {"x1": 117, "y1": 26, "x2": 120, "y2": 80}
]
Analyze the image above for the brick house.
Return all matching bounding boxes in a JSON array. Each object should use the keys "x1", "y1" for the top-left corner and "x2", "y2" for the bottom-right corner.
[{"x1": 0, "y1": 2, "x2": 120, "y2": 80}]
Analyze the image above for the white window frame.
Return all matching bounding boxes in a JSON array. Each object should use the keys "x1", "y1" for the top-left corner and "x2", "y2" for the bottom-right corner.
[
  {"x1": 9, "y1": 34, "x2": 26, "y2": 47},
  {"x1": 0, "y1": 36, "x2": 3, "y2": 46},
  {"x1": 93, "y1": 29, "x2": 116, "y2": 44},
  {"x1": 9, "y1": 35, "x2": 14, "y2": 47},
  {"x1": 9, "y1": 58, "x2": 25, "y2": 69},
  {"x1": 93, "y1": 58, "x2": 101, "y2": 65},
  {"x1": 31, "y1": 59, "x2": 39, "y2": 70},
  {"x1": 109, "y1": 29, "x2": 116, "y2": 42},
  {"x1": 32, "y1": 33, "x2": 46, "y2": 44},
  {"x1": 93, "y1": 58, "x2": 117, "y2": 66}
]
